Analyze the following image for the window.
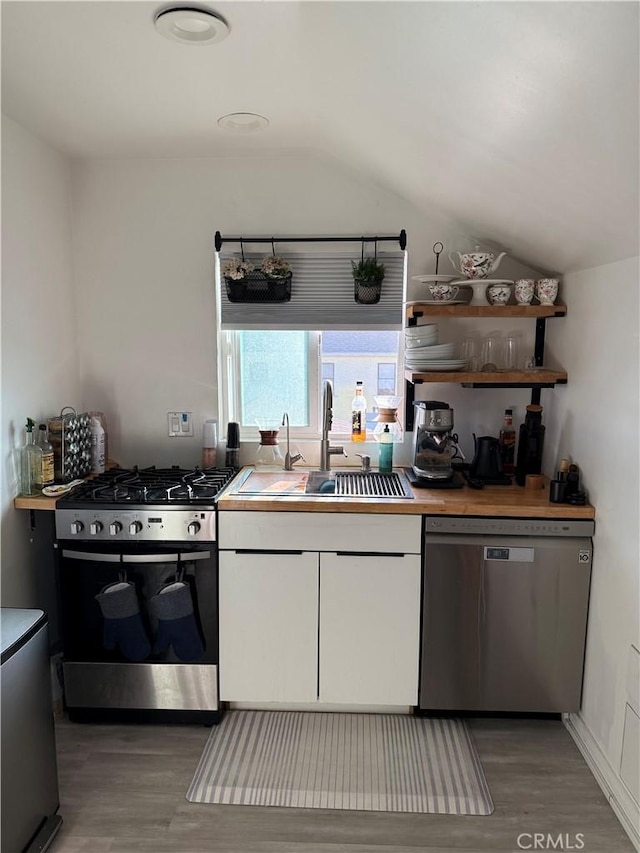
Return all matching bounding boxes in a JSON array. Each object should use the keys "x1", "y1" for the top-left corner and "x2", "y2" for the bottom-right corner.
[
  {"x1": 377, "y1": 363, "x2": 396, "y2": 395},
  {"x1": 219, "y1": 330, "x2": 402, "y2": 441}
]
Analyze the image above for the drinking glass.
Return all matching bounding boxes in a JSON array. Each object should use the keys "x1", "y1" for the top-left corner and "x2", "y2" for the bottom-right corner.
[
  {"x1": 481, "y1": 336, "x2": 502, "y2": 370},
  {"x1": 460, "y1": 338, "x2": 480, "y2": 371},
  {"x1": 503, "y1": 336, "x2": 519, "y2": 372}
]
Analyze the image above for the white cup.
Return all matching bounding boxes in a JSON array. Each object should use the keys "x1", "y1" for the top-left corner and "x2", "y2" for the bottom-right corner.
[
  {"x1": 515, "y1": 279, "x2": 535, "y2": 305},
  {"x1": 536, "y1": 278, "x2": 559, "y2": 305},
  {"x1": 427, "y1": 284, "x2": 459, "y2": 302}
]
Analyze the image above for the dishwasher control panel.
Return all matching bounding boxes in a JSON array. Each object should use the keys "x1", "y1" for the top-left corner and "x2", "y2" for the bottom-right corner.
[{"x1": 425, "y1": 516, "x2": 595, "y2": 537}]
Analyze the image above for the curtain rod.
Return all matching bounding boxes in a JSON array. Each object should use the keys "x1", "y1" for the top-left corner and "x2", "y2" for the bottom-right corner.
[{"x1": 214, "y1": 230, "x2": 407, "y2": 252}]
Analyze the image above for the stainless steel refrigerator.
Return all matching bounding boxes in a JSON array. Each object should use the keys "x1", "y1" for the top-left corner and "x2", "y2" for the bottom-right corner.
[{"x1": 1, "y1": 608, "x2": 62, "y2": 852}]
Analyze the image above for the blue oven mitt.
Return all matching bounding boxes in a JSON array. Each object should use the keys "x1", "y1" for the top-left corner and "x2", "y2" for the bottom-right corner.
[
  {"x1": 149, "y1": 581, "x2": 204, "y2": 662},
  {"x1": 95, "y1": 581, "x2": 151, "y2": 662}
]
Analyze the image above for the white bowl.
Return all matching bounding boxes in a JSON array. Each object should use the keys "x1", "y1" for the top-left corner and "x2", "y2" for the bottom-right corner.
[
  {"x1": 405, "y1": 334, "x2": 438, "y2": 349},
  {"x1": 405, "y1": 323, "x2": 437, "y2": 337},
  {"x1": 404, "y1": 342, "x2": 455, "y2": 358}
]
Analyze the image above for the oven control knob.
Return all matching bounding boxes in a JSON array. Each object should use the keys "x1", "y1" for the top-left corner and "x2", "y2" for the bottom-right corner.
[
  {"x1": 187, "y1": 521, "x2": 201, "y2": 536},
  {"x1": 109, "y1": 521, "x2": 123, "y2": 536},
  {"x1": 70, "y1": 520, "x2": 84, "y2": 535},
  {"x1": 129, "y1": 521, "x2": 143, "y2": 535},
  {"x1": 89, "y1": 521, "x2": 103, "y2": 535}
]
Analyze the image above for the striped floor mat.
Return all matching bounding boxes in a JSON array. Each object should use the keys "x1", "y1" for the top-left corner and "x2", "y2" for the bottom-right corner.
[{"x1": 186, "y1": 710, "x2": 493, "y2": 815}]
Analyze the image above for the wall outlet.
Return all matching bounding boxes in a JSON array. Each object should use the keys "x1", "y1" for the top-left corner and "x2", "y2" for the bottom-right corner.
[{"x1": 167, "y1": 411, "x2": 194, "y2": 437}]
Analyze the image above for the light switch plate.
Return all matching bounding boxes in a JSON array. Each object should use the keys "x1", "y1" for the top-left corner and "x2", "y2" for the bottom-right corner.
[{"x1": 167, "y1": 411, "x2": 194, "y2": 437}]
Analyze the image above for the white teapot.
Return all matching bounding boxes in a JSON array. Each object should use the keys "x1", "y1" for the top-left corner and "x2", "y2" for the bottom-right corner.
[{"x1": 449, "y1": 246, "x2": 507, "y2": 279}]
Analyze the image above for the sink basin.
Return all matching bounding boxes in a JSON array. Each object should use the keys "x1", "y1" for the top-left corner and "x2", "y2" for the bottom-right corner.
[{"x1": 233, "y1": 469, "x2": 413, "y2": 499}]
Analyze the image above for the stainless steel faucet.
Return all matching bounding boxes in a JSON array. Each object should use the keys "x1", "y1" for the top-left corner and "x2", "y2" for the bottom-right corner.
[
  {"x1": 281, "y1": 412, "x2": 304, "y2": 471},
  {"x1": 320, "y1": 380, "x2": 346, "y2": 471}
]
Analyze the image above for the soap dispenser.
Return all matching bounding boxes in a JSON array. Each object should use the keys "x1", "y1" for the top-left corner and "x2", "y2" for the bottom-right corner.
[{"x1": 378, "y1": 425, "x2": 393, "y2": 473}]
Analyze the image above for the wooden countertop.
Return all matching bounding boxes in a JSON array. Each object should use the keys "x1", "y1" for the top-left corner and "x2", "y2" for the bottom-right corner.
[
  {"x1": 218, "y1": 473, "x2": 595, "y2": 519},
  {"x1": 15, "y1": 467, "x2": 595, "y2": 520}
]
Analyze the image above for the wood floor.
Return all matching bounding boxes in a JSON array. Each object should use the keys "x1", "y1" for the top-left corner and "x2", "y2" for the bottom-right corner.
[{"x1": 50, "y1": 715, "x2": 634, "y2": 853}]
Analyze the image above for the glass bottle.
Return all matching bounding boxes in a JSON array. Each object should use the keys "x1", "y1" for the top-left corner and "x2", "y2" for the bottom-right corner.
[
  {"x1": 378, "y1": 425, "x2": 393, "y2": 473},
  {"x1": 515, "y1": 404, "x2": 546, "y2": 486},
  {"x1": 21, "y1": 418, "x2": 43, "y2": 495},
  {"x1": 36, "y1": 423, "x2": 55, "y2": 487},
  {"x1": 498, "y1": 408, "x2": 516, "y2": 475},
  {"x1": 351, "y1": 381, "x2": 367, "y2": 443}
]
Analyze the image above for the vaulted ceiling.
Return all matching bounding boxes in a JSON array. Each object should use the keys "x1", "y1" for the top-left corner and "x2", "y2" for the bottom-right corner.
[{"x1": 2, "y1": 1, "x2": 638, "y2": 273}]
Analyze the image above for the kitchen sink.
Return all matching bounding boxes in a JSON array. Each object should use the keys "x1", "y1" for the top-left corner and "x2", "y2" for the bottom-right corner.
[{"x1": 233, "y1": 469, "x2": 413, "y2": 499}]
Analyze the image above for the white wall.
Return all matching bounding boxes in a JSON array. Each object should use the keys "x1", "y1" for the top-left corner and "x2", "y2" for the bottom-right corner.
[
  {"x1": 71, "y1": 152, "x2": 491, "y2": 467},
  {"x1": 1, "y1": 117, "x2": 79, "y2": 635},
  {"x1": 545, "y1": 257, "x2": 640, "y2": 837}
]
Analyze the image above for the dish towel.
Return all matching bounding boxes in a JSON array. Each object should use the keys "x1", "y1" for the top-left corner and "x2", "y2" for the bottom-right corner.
[
  {"x1": 149, "y1": 581, "x2": 204, "y2": 662},
  {"x1": 95, "y1": 582, "x2": 151, "y2": 662}
]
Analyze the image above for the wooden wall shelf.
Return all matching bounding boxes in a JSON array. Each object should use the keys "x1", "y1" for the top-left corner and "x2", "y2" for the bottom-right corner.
[
  {"x1": 405, "y1": 368, "x2": 568, "y2": 387},
  {"x1": 406, "y1": 303, "x2": 567, "y2": 321}
]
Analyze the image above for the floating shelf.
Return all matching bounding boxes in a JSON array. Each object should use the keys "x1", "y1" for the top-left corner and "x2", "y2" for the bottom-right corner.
[
  {"x1": 405, "y1": 369, "x2": 568, "y2": 387},
  {"x1": 406, "y1": 303, "x2": 567, "y2": 321}
]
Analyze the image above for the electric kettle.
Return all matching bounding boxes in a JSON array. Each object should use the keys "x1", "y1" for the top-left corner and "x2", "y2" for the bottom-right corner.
[{"x1": 469, "y1": 435, "x2": 503, "y2": 481}]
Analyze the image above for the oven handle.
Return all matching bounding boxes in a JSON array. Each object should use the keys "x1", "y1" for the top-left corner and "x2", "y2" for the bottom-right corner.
[
  {"x1": 123, "y1": 552, "x2": 211, "y2": 563},
  {"x1": 61, "y1": 551, "x2": 211, "y2": 563}
]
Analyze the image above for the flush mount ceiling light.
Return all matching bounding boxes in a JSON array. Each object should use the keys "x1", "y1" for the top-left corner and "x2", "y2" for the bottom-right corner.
[
  {"x1": 217, "y1": 113, "x2": 270, "y2": 133},
  {"x1": 154, "y1": 7, "x2": 230, "y2": 45}
]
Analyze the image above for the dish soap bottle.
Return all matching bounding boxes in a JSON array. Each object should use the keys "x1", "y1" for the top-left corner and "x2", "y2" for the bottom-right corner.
[
  {"x1": 378, "y1": 424, "x2": 393, "y2": 473},
  {"x1": 21, "y1": 418, "x2": 43, "y2": 495},
  {"x1": 351, "y1": 381, "x2": 367, "y2": 443},
  {"x1": 36, "y1": 423, "x2": 55, "y2": 488},
  {"x1": 498, "y1": 408, "x2": 516, "y2": 475}
]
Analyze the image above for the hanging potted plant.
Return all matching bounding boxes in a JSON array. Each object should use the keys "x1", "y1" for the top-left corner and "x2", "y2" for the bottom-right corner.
[
  {"x1": 259, "y1": 254, "x2": 293, "y2": 301},
  {"x1": 352, "y1": 256, "x2": 385, "y2": 304},
  {"x1": 222, "y1": 258, "x2": 255, "y2": 302}
]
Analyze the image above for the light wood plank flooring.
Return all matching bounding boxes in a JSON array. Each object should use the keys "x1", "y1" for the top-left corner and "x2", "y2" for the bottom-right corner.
[{"x1": 50, "y1": 716, "x2": 634, "y2": 853}]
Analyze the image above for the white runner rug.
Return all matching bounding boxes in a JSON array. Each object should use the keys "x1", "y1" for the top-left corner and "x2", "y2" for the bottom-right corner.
[{"x1": 186, "y1": 710, "x2": 493, "y2": 815}]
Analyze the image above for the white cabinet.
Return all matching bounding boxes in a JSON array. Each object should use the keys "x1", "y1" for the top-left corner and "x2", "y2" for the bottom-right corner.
[
  {"x1": 218, "y1": 512, "x2": 422, "y2": 707},
  {"x1": 219, "y1": 550, "x2": 319, "y2": 703},
  {"x1": 319, "y1": 552, "x2": 421, "y2": 705}
]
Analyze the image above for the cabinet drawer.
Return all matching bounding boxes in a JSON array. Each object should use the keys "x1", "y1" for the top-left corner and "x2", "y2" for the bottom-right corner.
[{"x1": 219, "y1": 512, "x2": 421, "y2": 554}]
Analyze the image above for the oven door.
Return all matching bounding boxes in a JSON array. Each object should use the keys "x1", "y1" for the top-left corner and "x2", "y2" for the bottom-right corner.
[{"x1": 58, "y1": 543, "x2": 220, "y2": 717}]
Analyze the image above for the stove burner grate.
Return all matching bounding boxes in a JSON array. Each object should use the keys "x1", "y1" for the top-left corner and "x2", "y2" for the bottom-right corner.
[{"x1": 59, "y1": 465, "x2": 238, "y2": 505}]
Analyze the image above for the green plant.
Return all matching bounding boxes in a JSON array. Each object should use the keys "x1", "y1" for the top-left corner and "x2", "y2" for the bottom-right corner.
[{"x1": 351, "y1": 257, "x2": 385, "y2": 284}]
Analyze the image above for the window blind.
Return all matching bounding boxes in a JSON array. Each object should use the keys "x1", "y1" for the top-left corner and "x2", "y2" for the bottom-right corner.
[{"x1": 218, "y1": 251, "x2": 407, "y2": 330}]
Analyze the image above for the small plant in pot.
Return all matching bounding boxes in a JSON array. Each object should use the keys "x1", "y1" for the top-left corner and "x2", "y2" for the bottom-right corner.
[
  {"x1": 261, "y1": 255, "x2": 292, "y2": 280},
  {"x1": 351, "y1": 257, "x2": 385, "y2": 304},
  {"x1": 222, "y1": 258, "x2": 254, "y2": 281}
]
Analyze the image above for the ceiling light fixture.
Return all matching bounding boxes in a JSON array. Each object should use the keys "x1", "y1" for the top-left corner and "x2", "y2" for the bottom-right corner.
[
  {"x1": 154, "y1": 7, "x2": 230, "y2": 45},
  {"x1": 217, "y1": 113, "x2": 270, "y2": 133}
]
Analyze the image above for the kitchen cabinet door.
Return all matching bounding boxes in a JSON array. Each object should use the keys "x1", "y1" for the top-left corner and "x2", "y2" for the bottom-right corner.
[
  {"x1": 319, "y1": 553, "x2": 421, "y2": 705},
  {"x1": 219, "y1": 551, "x2": 319, "y2": 703}
]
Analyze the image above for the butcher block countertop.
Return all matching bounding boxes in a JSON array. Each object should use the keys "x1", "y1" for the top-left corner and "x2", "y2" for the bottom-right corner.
[
  {"x1": 15, "y1": 467, "x2": 595, "y2": 519},
  {"x1": 217, "y1": 470, "x2": 595, "y2": 519}
]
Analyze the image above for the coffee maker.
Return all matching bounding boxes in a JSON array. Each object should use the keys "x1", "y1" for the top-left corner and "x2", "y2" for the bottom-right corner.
[{"x1": 411, "y1": 401, "x2": 463, "y2": 482}]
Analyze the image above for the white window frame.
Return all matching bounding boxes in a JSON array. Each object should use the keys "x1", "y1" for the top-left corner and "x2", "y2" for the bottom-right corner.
[{"x1": 218, "y1": 330, "x2": 404, "y2": 444}]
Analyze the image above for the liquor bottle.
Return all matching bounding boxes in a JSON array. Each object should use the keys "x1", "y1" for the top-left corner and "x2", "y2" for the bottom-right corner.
[
  {"x1": 36, "y1": 423, "x2": 55, "y2": 487},
  {"x1": 351, "y1": 381, "x2": 367, "y2": 443},
  {"x1": 515, "y1": 404, "x2": 546, "y2": 486},
  {"x1": 20, "y1": 418, "x2": 43, "y2": 495},
  {"x1": 498, "y1": 408, "x2": 516, "y2": 475},
  {"x1": 378, "y1": 424, "x2": 393, "y2": 473}
]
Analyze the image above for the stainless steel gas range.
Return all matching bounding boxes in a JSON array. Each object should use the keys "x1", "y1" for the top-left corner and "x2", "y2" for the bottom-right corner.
[{"x1": 55, "y1": 466, "x2": 239, "y2": 724}]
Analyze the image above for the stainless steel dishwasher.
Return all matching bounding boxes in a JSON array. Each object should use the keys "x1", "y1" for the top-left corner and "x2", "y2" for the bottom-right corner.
[{"x1": 419, "y1": 516, "x2": 595, "y2": 714}]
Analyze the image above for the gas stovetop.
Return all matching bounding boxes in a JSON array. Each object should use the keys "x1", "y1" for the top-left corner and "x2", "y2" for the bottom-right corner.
[
  {"x1": 55, "y1": 466, "x2": 239, "y2": 543},
  {"x1": 58, "y1": 466, "x2": 238, "y2": 507}
]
